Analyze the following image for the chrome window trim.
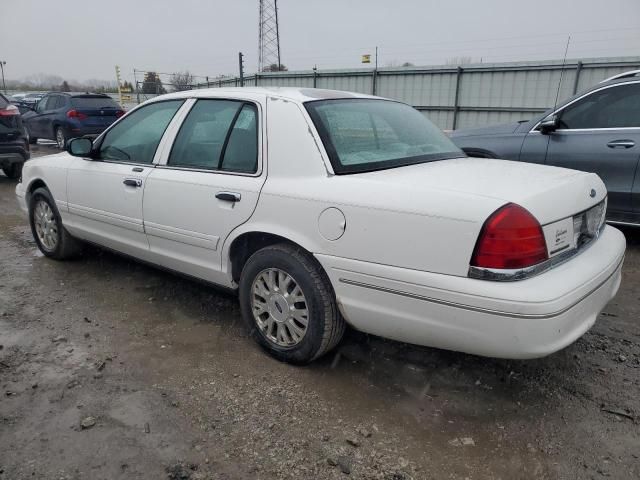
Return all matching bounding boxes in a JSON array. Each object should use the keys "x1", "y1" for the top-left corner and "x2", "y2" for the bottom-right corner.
[
  {"x1": 529, "y1": 80, "x2": 640, "y2": 133},
  {"x1": 154, "y1": 164, "x2": 262, "y2": 178}
]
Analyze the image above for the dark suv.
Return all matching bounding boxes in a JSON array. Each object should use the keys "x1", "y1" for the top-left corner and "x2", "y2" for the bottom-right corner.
[
  {"x1": 0, "y1": 93, "x2": 29, "y2": 180},
  {"x1": 22, "y1": 93, "x2": 124, "y2": 149}
]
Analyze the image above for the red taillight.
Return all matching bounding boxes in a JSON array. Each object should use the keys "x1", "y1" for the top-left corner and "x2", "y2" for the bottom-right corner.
[
  {"x1": 66, "y1": 109, "x2": 88, "y2": 120},
  {"x1": 116, "y1": 110, "x2": 125, "y2": 118},
  {"x1": 0, "y1": 104, "x2": 19, "y2": 116},
  {"x1": 471, "y1": 203, "x2": 548, "y2": 270}
]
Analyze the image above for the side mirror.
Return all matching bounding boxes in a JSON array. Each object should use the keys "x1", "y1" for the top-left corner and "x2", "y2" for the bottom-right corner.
[
  {"x1": 68, "y1": 137, "x2": 93, "y2": 157},
  {"x1": 539, "y1": 114, "x2": 559, "y2": 134}
]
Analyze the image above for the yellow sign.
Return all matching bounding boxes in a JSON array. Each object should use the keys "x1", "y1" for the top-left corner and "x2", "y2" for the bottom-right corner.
[{"x1": 361, "y1": 54, "x2": 371, "y2": 64}]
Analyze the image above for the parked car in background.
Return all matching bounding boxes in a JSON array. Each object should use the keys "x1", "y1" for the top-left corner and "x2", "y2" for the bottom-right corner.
[
  {"x1": 449, "y1": 71, "x2": 640, "y2": 226},
  {"x1": 22, "y1": 93, "x2": 124, "y2": 149},
  {"x1": 0, "y1": 93, "x2": 29, "y2": 179},
  {"x1": 20, "y1": 93, "x2": 45, "y2": 107},
  {"x1": 16, "y1": 88, "x2": 624, "y2": 363},
  {"x1": 9, "y1": 96, "x2": 34, "y2": 115}
]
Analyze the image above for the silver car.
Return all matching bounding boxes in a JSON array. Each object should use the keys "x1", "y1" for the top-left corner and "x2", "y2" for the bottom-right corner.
[{"x1": 450, "y1": 71, "x2": 640, "y2": 226}]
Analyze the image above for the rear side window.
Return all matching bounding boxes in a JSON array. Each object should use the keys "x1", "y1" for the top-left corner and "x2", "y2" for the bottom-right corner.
[
  {"x1": 168, "y1": 99, "x2": 258, "y2": 173},
  {"x1": 71, "y1": 96, "x2": 120, "y2": 109},
  {"x1": 559, "y1": 83, "x2": 640, "y2": 129},
  {"x1": 98, "y1": 100, "x2": 183, "y2": 164}
]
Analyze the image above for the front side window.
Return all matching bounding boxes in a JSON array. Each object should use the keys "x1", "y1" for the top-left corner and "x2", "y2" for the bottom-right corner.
[
  {"x1": 559, "y1": 83, "x2": 640, "y2": 129},
  {"x1": 305, "y1": 99, "x2": 462, "y2": 174},
  {"x1": 168, "y1": 99, "x2": 258, "y2": 173},
  {"x1": 98, "y1": 100, "x2": 183, "y2": 164}
]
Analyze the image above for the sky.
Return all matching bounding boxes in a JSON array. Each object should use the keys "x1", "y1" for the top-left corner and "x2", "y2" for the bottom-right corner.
[{"x1": 2, "y1": 0, "x2": 639, "y2": 84}]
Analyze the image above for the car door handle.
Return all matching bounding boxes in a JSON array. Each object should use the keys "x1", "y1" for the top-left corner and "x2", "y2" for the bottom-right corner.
[
  {"x1": 123, "y1": 178, "x2": 142, "y2": 187},
  {"x1": 607, "y1": 140, "x2": 635, "y2": 149},
  {"x1": 215, "y1": 191, "x2": 241, "y2": 202}
]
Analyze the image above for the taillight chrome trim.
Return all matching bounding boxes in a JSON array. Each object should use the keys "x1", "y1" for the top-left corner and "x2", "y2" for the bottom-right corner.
[{"x1": 469, "y1": 199, "x2": 607, "y2": 282}]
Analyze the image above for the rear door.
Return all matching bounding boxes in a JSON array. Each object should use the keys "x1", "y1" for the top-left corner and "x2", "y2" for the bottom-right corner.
[
  {"x1": 544, "y1": 82, "x2": 640, "y2": 218},
  {"x1": 66, "y1": 100, "x2": 185, "y2": 259},
  {"x1": 143, "y1": 97, "x2": 265, "y2": 284}
]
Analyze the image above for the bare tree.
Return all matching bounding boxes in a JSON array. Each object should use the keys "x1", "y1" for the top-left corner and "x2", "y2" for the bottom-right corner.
[
  {"x1": 263, "y1": 63, "x2": 288, "y2": 72},
  {"x1": 445, "y1": 56, "x2": 475, "y2": 66},
  {"x1": 169, "y1": 71, "x2": 195, "y2": 91}
]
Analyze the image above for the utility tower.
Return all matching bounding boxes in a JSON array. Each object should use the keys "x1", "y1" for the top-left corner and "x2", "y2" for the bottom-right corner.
[{"x1": 258, "y1": 0, "x2": 281, "y2": 72}]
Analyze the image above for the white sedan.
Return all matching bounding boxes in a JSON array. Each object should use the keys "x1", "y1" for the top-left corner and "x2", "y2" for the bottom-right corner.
[{"x1": 15, "y1": 87, "x2": 625, "y2": 363}]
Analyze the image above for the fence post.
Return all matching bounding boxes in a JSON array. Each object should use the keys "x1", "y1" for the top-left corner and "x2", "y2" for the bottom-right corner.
[
  {"x1": 313, "y1": 67, "x2": 317, "y2": 88},
  {"x1": 255, "y1": 74, "x2": 259, "y2": 86},
  {"x1": 572, "y1": 61, "x2": 583, "y2": 94},
  {"x1": 372, "y1": 68, "x2": 377, "y2": 96},
  {"x1": 452, "y1": 66, "x2": 463, "y2": 130}
]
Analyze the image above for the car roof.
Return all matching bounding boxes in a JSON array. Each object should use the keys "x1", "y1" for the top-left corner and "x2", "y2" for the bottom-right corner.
[
  {"x1": 46, "y1": 92, "x2": 112, "y2": 97},
  {"x1": 157, "y1": 87, "x2": 380, "y2": 104}
]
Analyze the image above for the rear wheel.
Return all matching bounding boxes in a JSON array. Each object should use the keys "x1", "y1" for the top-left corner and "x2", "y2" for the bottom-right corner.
[
  {"x1": 239, "y1": 243, "x2": 345, "y2": 364},
  {"x1": 55, "y1": 127, "x2": 66, "y2": 149},
  {"x1": 2, "y1": 163, "x2": 22, "y2": 180},
  {"x1": 29, "y1": 187, "x2": 82, "y2": 259}
]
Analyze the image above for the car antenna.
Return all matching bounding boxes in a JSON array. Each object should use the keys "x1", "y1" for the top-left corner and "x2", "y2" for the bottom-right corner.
[{"x1": 553, "y1": 35, "x2": 571, "y2": 110}]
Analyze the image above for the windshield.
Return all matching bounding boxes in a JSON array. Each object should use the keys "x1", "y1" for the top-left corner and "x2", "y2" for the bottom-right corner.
[
  {"x1": 71, "y1": 97, "x2": 120, "y2": 109},
  {"x1": 305, "y1": 99, "x2": 463, "y2": 174}
]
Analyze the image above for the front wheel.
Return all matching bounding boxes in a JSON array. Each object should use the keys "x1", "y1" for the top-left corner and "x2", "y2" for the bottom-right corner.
[
  {"x1": 29, "y1": 187, "x2": 82, "y2": 259},
  {"x1": 239, "y1": 243, "x2": 345, "y2": 364},
  {"x1": 2, "y1": 163, "x2": 23, "y2": 180}
]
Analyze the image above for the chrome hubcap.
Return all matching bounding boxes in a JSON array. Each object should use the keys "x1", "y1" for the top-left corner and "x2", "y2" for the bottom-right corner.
[
  {"x1": 251, "y1": 268, "x2": 309, "y2": 347},
  {"x1": 34, "y1": 200, "x2": 58, "y2": 251}
]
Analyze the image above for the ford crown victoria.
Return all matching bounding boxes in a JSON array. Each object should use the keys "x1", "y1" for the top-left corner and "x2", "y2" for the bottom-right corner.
[{"x1": 16, "y1": 88, "x2": 626, "y2": 363}]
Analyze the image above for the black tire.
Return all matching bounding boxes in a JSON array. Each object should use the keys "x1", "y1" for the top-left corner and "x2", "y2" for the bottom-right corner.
[
  {"x1": 239, "y1": 243, "x2": 345, "y2": 364},
  {"x1": 29, "y1": 187, "x2": 82, "y2": 260},
  {"x1": 55, "y1": 127, "x2": 66, "y2": 149},
  {"x1": 2, "y1": 163, "x2": 22, "y2": 180}
]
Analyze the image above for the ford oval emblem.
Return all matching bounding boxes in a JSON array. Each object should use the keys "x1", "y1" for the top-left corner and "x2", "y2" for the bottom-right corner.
[{"x1": 590, "y1": 189, "x2": 596, "y2": 198}]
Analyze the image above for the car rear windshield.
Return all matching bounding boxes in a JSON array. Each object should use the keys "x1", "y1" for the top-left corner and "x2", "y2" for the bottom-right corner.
[
  {"x1": 0, "y1": 94, "x2": 8, "y2": 108},
  {"x1": 304, "y1": 99, "x2": 463, "y2": 174},
  {"x1": 71, "y1": 96, "x2": 120, "y2": 109}
]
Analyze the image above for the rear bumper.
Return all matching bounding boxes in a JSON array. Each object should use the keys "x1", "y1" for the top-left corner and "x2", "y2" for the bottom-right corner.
[
  {"x1": 316, "y1": 225, "x2": 626, "y2": 359},
  {"x1": 0, "y1": 143, "x2": 29, "y2": 167}
]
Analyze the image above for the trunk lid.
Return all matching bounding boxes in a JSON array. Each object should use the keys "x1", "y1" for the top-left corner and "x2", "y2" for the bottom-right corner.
[
  {"x1": 358, "y1": 157, "x2": 606, "y2": 226},
  {"x1": 70, "y1": 96, "x2": 122, "y2": 128}
]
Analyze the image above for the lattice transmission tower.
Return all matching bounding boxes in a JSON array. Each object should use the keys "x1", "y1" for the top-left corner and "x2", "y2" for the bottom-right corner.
[{"x1": 258, "y1": 0, "x2": 281, "y2": 72}]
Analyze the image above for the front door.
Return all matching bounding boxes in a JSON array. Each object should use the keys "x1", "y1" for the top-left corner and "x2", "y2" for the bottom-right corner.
[
  {"x1": 544, "y1": 82, "x2": 640, "y2": 219},
  {"x1": 66, "y1": 100, "x2": 185, "y2": 258},
  {"x1": 143, "y1": 98, "x2": 265, "y2": 284},
  {"x1": 30, "y1": 95, "x2": 57, "y2": 139}
]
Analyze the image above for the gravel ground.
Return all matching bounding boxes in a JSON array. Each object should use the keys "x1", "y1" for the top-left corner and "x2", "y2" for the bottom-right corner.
[{"x1": 0, "y1": 144, "x2": 638, "y2": 480}]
